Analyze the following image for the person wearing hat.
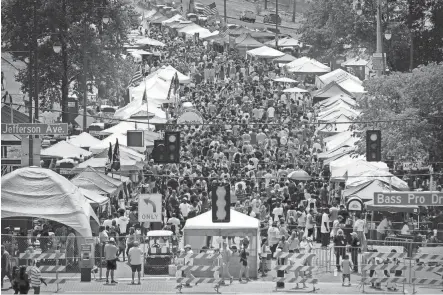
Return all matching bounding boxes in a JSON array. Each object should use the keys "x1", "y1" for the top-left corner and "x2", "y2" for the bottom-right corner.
[{"x1": 104, "y1": 238, "x2": 119, "y2": 284}]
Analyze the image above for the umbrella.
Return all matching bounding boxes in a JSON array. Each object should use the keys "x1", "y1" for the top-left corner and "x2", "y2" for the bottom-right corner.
[
  {"x1": 283, "y1": 87, "x2": 309, "y2": 93},
  {"x1": 288, "y1": 170, "x2": 311, "y2": 181},
  {"x1": 273, "y1": 77, "x2": 298, "y2": 83}
]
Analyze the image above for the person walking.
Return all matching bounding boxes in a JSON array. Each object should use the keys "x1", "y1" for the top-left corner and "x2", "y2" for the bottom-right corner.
[
  {"x1": 28, "y1": 260, "x2": 46, "y2": 294},
  {"x1": 340, "y1": 254, "x2": 353, "y2": 286},
  {"x1": 353, "y1": 214, "x2": 367, "y2": 252},
  {"x1": 128, "y1": 241, "x2": 142, "y2": 285},
  {"x1": 320, "y1": 208, "x2": 330, "y2": 248},
  {"x1": 183, "y1": 245, "x2": 196, "y2": 287},
  {"x1": 104, "y1": 238, "x2": 119, "y2": 284},
  {"x1": 15, "y1": 266, "x2": 30, "y2": 294}
]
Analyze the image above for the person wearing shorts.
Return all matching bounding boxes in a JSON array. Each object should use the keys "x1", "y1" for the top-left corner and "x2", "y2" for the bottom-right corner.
[
  {"x1": 104, "y1": 238, "x2": 118, "y2": 284},
  {"x1": 128, "y1": 241, "x2": 142, "y2": 285},
  {"x1": 238, "y1": 245, "x2": 250, "y2": 282}
]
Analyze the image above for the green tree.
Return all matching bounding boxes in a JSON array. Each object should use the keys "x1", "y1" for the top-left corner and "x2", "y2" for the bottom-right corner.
[
  {"x1": 298, "y1": 0, "x2": 443, "y2": 72},
  {"x1": 1, "y1": 0, "x2": 137, "y2": 121},
  {"x1": 354, "y1": 63, "x2": 443, "y2": 163}
]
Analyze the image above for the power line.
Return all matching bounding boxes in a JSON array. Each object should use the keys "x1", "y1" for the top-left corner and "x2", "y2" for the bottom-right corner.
[{"x1": 4, "y1": 102, "x2": 443, "y2": 127}]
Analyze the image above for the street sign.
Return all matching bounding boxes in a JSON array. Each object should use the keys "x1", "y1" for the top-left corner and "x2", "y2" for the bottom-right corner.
[
  {"x1": 1, "y1": 123, "x2": 68, "y2": 135},
  {"x1": 138, "y1": 193, "x2": 162, "y2": 222},
  {"x1": 372, "y1": 53, "x2": 387, "y2": 71},
  {"x1": 374, "y1": 192, "x2": 443, "y2": 206}
]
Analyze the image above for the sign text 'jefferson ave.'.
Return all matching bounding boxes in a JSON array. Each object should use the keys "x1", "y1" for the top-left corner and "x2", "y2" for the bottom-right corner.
[
  {"x1": 1, "y1": 123, "x2": 69, "y2": 135},
  {"x1": 374, "y1": 192, "x2": 443, "y2": 206}
]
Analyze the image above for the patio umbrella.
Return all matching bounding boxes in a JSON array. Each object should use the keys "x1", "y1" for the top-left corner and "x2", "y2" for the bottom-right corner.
[
  {"x1": 273, "y1": 77, "x2": 298, "y2": 83},
  {"x1": 288, "y1": 170, "x2": 311, "y2": 181},
  {"x1": 283, "y1": 87, "x2": 309, "y2": 93}
]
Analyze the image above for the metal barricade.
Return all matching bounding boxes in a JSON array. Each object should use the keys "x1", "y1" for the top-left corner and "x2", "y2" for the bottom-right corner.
[
  {"x1": 20, "y1": 252, "x2": 66, "y2": 293},
  {"x1": 360, "y1": 252, "x2": 407, "y2": 293},
  {"x1": 175, "y1": 252, "x2": 223, "y2": 294},
  {"x1": 273, "y1": 252, "x2": 319, "y2": 293},
  {"x1": 411, "y1": 253, "x2": 443, "y2": 294}
]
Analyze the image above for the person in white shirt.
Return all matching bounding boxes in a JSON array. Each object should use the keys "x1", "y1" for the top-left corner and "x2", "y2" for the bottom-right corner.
[
  {"x1": 320, "y1": 208, "x2": 330, "y2": 247},
  {"x1": 306, "y1": 209, "x2": 315, "y2": 238},
  {"x1": 272, "y1": 202, "x2": 284, "y2": 223},
  {"x1": 128, "y1": 241, "x2": 142, "y2": 285},
  {"x1": 251, "y1": 195, "x2": 261, "y2": 217},
  {"x1": 376, "y1": 216, "x2": 391, "y2": 241},
  {"x1": 353, "y1": 214, "x2": 367, "y2": 252},
  {"x1": 400, "y1": 222, "x2": 410, "y2": 235},
  {"x1": 180, "y1": 198, "x2": 190, "y2": 219},
  {"x1": 266, "y1": 106, "x2": 275, "y2": 120}
]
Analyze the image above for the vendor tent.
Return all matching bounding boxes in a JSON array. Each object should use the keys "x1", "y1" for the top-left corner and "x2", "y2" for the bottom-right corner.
[
  {"x1": 345, "y1": 169, "x2": 409, "y2": 190},
  {"x1": 156, "y1": 65, "x2": 191, "y2": 83},
  {"x1": 283, "y1": 87, "x2": 308, "y2": 93},
  {"x1": 73, "y1": 166, "x2": 123, "y2": 190},
  {"x1": 316, "y1": 93, "x2": 356, "y2": 108},
  {"x1": 162, "y1": 14, "x2": 183, "y2": 25},
  {"x1": 1, "y1": 167, "x2": 98, "y2": 237},
  {"x1": 89, "y1": 132, "x2": 155, "y2": 154},
  {"x1": 41, "y1": 141, "x2": 92, "y2": 159},
  {"x1": 71, "y1": 157, "x2": 143, "y2": 173},
  {"x1": 342, "y1": 58, "x2": 369, "y2": 67},
  {"x1": 99, "y1": 121, "x2": 151, "y2": 136},
  {"x1": 235, "y1": 33, "x2": 263, "y2": 49},
  {"x1": 80, "y1": 188, "x2": 109, "y2": 206},
  {"x1": 312, "y1": 81, "x2": 355, "y2": 102},
  {"x1": 272, "y1": 54, "x2": 296, "y2": 64},
  {"x1": 316, "y1": 69, "x2": 362, "y2": 89},
  {"x1": 67, "y1": 132, "x2": 101, "y2": 150},
  {"x1": 331, "y1": 159, "x2": 389, "y2": 182},
  {"x1": 274, "y1": 77, "x2": 298, "y2": 83},
  {"x1": 95, "y1": 145, "x2": 145, "y2": 162},
  {"x1": 344, "y1": 179, "x2": 399, "y2": 201},
  {"x1": 135, "y1": 37, "x2": 166, "y2": 47},
  {"x1": 246, "y1": 46, "x2": 284, "y2": 59},
  {"x1": 266, "y1": 37, "x2": 300, "y2": 48},
  {"x1": 286, "y1": 57, "x2": 331, "y2": 73},
  {"x1": 230, "y1": 26, "x2": 252, "y2": 37}
]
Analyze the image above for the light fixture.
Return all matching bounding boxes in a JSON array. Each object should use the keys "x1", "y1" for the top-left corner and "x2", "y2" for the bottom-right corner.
[
  {"x1": 103, "y1": 16, "x2": 110, "y2": 24},
  {"x1": 384, "y1": 30, "x2": 392, "y2": 40},
  {"x1": 53, "y1": 42, "x2": 62, "y2": 53}
]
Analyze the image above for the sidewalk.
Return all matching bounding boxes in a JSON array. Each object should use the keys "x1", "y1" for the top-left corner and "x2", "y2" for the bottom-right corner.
[{"x1": 2, "y1": 277, "x2": 442, "y2": 294}]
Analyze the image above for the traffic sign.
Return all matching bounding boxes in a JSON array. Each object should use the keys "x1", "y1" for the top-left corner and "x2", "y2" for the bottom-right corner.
[
  {"x1": 374, "y1": 192, "x2": 443, "y2": 206},
  {"x1": 138, "y1": 193, "x2": 162, "y2": 222},
  {"x1": 1, "y1": 123, "x2": 68, "y2": 135}
]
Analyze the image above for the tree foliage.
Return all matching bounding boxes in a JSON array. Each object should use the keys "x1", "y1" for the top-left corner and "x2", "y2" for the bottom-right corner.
[
  {"x1": 354, "y1": 63, "x2": 443, "y2": 163},
  {"x1": 298, "y1": 0, "x2": 443, "y2": 72},
  {"x1": 1, "y1": 0, "x2": 137, "y2": 110}
]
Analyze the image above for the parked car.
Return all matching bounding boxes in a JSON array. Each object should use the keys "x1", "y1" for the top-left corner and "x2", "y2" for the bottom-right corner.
[
  {"x1": 263, "y1": 12, "x2": 282, "y2": 25},
  {"x1": 240, "y1": 10, "x2": 256, "y2": 23}
]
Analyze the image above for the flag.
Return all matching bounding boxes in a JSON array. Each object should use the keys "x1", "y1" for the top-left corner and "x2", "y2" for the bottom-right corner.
[
  {"x1": 203, "y1": 2, "x2": 218, "y2": 16},
  {"x1": 107, "y1": 142, "x2": 112, "y2": 163},
  {"x1": 127, "y1": 64, "x2": 143, "y2": 88},
  {"x1": 142, "y1": 85, "x2": 147, "y2": 102},
  {"x1": 112, "y1": 139, "x2": 121, "y2": 171},
  {"x1": 166, "y1": 72, "x2": 180, "y2": 105}
]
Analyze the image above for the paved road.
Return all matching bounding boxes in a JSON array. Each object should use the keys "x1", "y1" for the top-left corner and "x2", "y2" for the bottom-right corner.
[{"x1": 2, "y1": 276, "x2": 442, "y2": 294}]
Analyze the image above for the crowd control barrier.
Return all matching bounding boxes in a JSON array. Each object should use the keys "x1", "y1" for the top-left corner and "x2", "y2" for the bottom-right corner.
[
  {"x1": 20, "y1": 252, "x2": 66, "y2": 293},
  {"x1": 411, "y1": 253, "x2": 443, "y2": 294},
  {"x1": 361, "y1": 252, "x2": 407, "y2": 293},
  {"x1": 175, "y1": 252, "x2": 223, "y2": 293},
  {"x1": 273, "y1": 252, "x2": 319, "y2": 293}
]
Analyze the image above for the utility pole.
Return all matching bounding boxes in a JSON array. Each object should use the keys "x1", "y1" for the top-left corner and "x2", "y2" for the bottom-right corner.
[
  {"x1": 375, "y1": 0, "x2": 383, "y2": 77},
  {"x1": 408, "y1": 1, "x2": 414, "y2": 72},
  {"x1": 61, "y1": 0, "x2": 69, "y2": 123},
  {"x1": 83, "y1": 19, "x2": 88, "y2": 132},
  {"x1": 224, "y1": 0, "x2": 227, "y2": 24},
  {"x1": 275, "y1": 0, "x2": 279, "y2": 49},
  {"x1": 264, "y1": 0, "x2": 267, "y2": 10},
  {"x1": 292, "y1": 0, "x2": 296, "y2": 23},
  {"x1": 28, "y1": 0, "x2": 37, "y2": 167}
]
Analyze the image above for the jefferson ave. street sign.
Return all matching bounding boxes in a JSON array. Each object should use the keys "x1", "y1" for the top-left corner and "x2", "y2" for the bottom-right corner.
[
  {"x1": 374, "y1": 192, "x2": 443, "y2": 206},
  {"x1": 1, "y1": 123, "x2": 68, "y2": 135}
]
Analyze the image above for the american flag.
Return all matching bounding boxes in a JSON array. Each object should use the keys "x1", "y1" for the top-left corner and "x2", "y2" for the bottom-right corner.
[
  {"x1": 127, "y1": 64, "x2": 143, "y2": 88},
  {"x1": 203, "y1": 2, "x2": 218, "y2": 16}
]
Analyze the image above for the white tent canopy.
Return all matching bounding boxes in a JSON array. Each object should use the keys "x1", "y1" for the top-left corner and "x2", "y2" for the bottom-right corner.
[
  {"x1": 99, "y1": 121, "x2": 152, "y2": 136},
  {"x1": 316, "y1": 93, "x2": 356, "y2": 108},
  {"x1": 135, "y1": 37, "x2": 166, "y2": 47},
  {"x1": 156, "y1": 65, "x2": 191, "y2": 83},
  {"x1": 184, "y1": 209, "x2": 260, "y2": 237},
  {"x1": 80, "y1": 188, "x2": 109, "y2": 205},
  {"x1": 286, "y1": 57, "x2": 331, "y2": 73},
  {"x1": 41, "y1": 141, "x2": 92, "y2": 159},
  {"x1": 246, "y1": 46, "x2": 285, "y2": 59},
  {"x1": 67, "y1": 132, "x2": 101, "y2": 149},
  {"x1": 331, "y1": 159, "x2": 389, "y2": 181},
  {"x1": 273, "y1": 77, "x2": 298, "y2": 83},
  {"x1": 316, "y1": 69, "x2": 362, "y2": 89},
  {"x1": 283, "y1": 87, "x2": 308, "y2": 93},
  {"x1": 1, "y1": 167, "x2": 98, "y2": 237},
  {"x1": 346, "y1": 169, "x2": 409, "y2": 189},
  {"x1": 162, "y1": 14, "x2": 184, "y2": 25},
  {"x1": 89, "y1": 132, "x2": 155, "y2": 154}
]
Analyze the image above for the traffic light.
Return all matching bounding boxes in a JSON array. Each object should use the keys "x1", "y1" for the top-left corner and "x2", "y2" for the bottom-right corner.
[
  {"x1": 366, "y1": 130, "x2": 381, "y2": 162},
  {"x1": 153, "y1": 139, "x2": 166, "y2": 163},
  {"x1": 164, "y1": 131, "x2": 180, "y2": 163},
  {"x1": 212, "y1": 184, "x2": 231, "y2": 223}
]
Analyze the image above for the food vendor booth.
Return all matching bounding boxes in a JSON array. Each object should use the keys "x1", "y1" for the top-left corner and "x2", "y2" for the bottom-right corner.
[{"x1": 183, "y1": 209, "x2": 260, "y2": 278}]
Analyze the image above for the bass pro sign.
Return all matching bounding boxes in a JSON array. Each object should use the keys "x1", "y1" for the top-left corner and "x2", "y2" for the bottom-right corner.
[
  {"x1": 138, "y1": 193, "x2": 162, "y2": 222},
  {"x1": 374, "y1": 192, "x2": 443, "y2": 206}
]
